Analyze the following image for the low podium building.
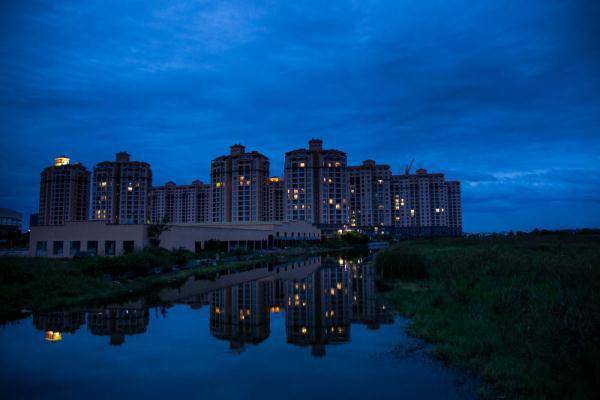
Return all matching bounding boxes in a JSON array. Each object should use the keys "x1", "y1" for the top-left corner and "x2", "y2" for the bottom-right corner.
[{"x1": 29, "y1": 220, "x2": 321, "y2": 258}]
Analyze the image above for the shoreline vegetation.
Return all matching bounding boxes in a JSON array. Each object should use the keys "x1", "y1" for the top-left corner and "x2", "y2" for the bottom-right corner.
[
  {"x1": 0, "y1": 234, "x2": 368, "y2": 322},
  {"x1": 375, "y1": 233, "x2": 600, "y2": 399}
]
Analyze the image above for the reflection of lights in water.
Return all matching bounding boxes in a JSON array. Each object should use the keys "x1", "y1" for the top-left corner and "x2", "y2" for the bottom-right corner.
[
  {"x1": 45, "y1": 331, "x2": 62, "y2": 342},
  {"x1": 301, "y1": 326, "x2": 308, "y2": 335}
]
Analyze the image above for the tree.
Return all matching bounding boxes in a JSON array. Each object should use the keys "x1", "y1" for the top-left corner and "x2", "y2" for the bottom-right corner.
[{"x1": 147, "y1": 217, "x2": 171, "y2": 248}]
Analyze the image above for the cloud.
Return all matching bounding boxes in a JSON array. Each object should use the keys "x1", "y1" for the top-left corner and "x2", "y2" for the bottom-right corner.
[{"x1": 0, "y1": 0, "x2": 599, "y2": 231}]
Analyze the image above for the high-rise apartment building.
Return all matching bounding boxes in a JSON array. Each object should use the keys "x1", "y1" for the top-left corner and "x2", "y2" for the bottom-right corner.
[
  {"x1": 39, "y1": 156, "x2": 90, "y2": 225},
  {"x1": 92, "y1": 152, "x2": 152, "y2": 224},
  {"x1": 284, "y1": 139, "x2": 349, "y2": 225},
  {"x1": 263, "y1": 177, "x2": 285, "y2": 222},
  {"x1": 391, "y1": 168, "x2": 461, "y2": 236},
  {"x1": 210, "y1": 144, "x2": 269, "y2": 223},
  {"x1": 348, "y1": 160, "x2": 392, "y2": 227},
  {"x1": 150, "y1": 180, "x2": 210, "y2": 224},
  {"x1": 446, "y1": 180, "x2": 462, "y2": 236}
]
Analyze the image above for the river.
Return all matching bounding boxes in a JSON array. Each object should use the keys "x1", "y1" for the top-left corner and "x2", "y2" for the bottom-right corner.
[{"x1": 0, "y1": 254, "x2": 476, "y2": 399}]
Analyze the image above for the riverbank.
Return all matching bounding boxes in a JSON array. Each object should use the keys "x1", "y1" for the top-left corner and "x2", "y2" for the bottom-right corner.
[
  {"x1": 0, "y1": 242, "x2": 364, "y2": 321},
  {"x1": 376, "y1": 233, "x2": 600, "y2": 399}
]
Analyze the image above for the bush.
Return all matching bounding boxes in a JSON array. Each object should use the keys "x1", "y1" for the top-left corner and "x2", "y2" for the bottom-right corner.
[
  {"x1": 78, "y1": 248, "x2": 196, "y2": 278},
  {"x1": 171, "y1": 248, "x2": 195, "y2": 266},
  {"x1": 339, "y1": 231, "x2": 369, "y2": 245},
  {"x1": 375, "y1": 247, "x2": 428, "y2": 280}
]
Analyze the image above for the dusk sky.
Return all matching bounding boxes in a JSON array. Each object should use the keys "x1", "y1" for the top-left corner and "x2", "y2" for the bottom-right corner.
[{"x1": 1, "y1": 0, "x2": 599, "y2": 232}]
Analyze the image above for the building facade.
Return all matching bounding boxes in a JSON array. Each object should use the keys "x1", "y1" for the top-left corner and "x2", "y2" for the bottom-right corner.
[
  {"x1": 0, "y1": 208, "x2": 22, "y2": 234},
  {"x1": 391, "y1": 168, "x2": 461, "y2": 237},
  {"x1": 263, "y1": 177, "x2": 285, "y2": 222},
  {"x1": 284, "y1": 139, "x2": 349, "y2": 225},
  {"x1": 29, "y1": 220, "x2": 320, "y2": 258},
  {"x1": 39, "y1": 156, "x2": 90, "y2": 226},
  {"x1": 210, "y1": 144, "x2": 269, "y2": 223},
  {"x1": 92, "y1": 152, "x2": 152, "y2": 225},
  {"x1": 150, "y1": 180, "x2": 210, "y2": 224},
  {"x1": 348, "y1": 160, "x2": 392, "y2": 228},
  {"x1": 446, "y1": 180, "x2": 462, "y2": 236}
]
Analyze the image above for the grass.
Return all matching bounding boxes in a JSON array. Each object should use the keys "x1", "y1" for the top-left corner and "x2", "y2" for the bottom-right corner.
[{"x1": 376, "y1": 233, "x2": 600, "y2": 399}]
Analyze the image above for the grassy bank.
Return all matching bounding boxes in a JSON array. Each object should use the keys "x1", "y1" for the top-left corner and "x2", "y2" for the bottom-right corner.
[
  {"x1": 375, "y1": 234, "x2": 600, "y2": 399},
  {"x1": 0, "y1": 243, "x2": 362, "y2": 321}
]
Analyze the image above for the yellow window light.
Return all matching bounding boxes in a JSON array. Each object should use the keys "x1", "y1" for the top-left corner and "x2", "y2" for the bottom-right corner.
[
  {"x1": 45, "y1": 331, "x2": 62, "y2": 342},
  {"x1": 54, "y1": 157, "x2": 70, "y2": 166}
]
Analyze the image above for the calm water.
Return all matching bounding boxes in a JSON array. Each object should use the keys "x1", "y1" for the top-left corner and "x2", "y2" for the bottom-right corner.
[{"x1": 0, "y1": 255, "x2": 475, "y2": 399}]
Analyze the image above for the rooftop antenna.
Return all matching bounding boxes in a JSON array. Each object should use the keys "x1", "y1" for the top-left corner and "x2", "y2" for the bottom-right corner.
[{"x1": 405, "y1": 159, "x2": 415, "y2": 175}]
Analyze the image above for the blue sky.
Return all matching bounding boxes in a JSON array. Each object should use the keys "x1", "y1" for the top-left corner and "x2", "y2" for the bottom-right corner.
[{"x1": 1, "y1": 0, "x2": 599, "y2": 232}]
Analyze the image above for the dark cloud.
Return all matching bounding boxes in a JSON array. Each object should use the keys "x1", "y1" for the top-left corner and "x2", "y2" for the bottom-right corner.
[{"x1": 1, "y1": 0, "x2": 599, "y2": 231}]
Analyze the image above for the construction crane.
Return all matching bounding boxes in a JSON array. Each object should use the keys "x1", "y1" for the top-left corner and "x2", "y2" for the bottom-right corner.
[{"x1": 405, "y1": 159, "x2": 415, "y2": 175}]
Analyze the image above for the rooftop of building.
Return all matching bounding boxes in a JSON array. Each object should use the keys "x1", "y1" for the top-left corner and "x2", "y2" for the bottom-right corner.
[
  {"x1": 94, "y1": 152, "x2": 151, "y2": 168},
  {"x1": 285, "y1": 139, "x2": 347, "y2": 157},
  {"x1": 212, "y1": 144, "x2": 269, "y2": 162},
  {"x1": 348, "y1": 160, "x2": 391, "y2": 170},
  {"x1": 152, "y1": 180, "x2": 207, "y2": 188}
]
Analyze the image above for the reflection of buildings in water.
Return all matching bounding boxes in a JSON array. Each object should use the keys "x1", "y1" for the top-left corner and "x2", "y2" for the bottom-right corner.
[
  {"x1": 209, "y1": 281, "x2": 270, "y2": 351},
  {"x1": 206, "y1": 256, "x2": 324, "y2": 349},
  {"x1": 87, "y1": 300, "x2": 149, "y2": 346},
  {"x1": 33, "y1": 311, "x2": 86, "y2": 334},
  {"x1": 263, "y1": 279, "x2": 286, "y2": 311},
  {"x1": 285, "y1": 260, "x2": 351, "y2": 356},
  {"x1": 350, "y1": 262, "x2": 376, "y2": 324},
  {"x1": 184, "y1": 293, "x2": 210, "y2": 310},
  {"x1": 350, "y1": 262, "x2": 394, "y2": 330},
  {"x1": 320, "y1": 261, "x2": 351, "y2": 344}
]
